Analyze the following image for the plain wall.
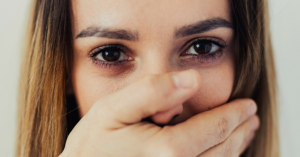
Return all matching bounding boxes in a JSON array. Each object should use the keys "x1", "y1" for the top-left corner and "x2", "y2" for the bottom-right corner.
[{"x1": 0, "y1": 0, "x2": 299, "y2": 156}]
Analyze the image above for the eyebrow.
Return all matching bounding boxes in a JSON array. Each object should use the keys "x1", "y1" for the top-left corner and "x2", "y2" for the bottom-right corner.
[
  {"x1": 75, "y1": 18, "x2": 233, "y2": 41},
  {"x1": 174, "y1": 18, "x2": 234, "y2": 38},
  {"x1": 76, "y1": 27, "x2": 139, "y2": 41}
]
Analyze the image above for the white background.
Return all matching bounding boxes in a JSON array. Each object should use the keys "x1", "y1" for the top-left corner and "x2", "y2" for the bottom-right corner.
[{"x1": 0, "y1": 0, "x2": 299, "y2": 156}]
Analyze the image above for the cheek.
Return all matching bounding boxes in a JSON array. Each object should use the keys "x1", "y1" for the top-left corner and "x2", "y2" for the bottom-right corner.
[
  {"x1": 73, "y1": 73, "x2": 129, "y2": 117},
  {"x1": 184, "y1": 56, "x2": 235, "y2": 115},
  {"x1": 71, "y1": 53, "x2": 130, "y2": 117}
]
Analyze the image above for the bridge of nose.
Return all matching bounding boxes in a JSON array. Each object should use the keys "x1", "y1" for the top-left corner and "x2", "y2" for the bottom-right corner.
[
  {"x1": 136, "y1": 43, "x2": 181, "y2": 76},
  {"x1": 135, "y1": 46, "x2": 184, "y2": 125}
]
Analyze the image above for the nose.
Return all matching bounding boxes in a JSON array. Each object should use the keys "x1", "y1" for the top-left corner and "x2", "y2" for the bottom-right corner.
[
  {"x1": 139, "y1": 50, "x2": 184, "y2": 125},
  {"x1": 150, "y1": 104, "x2": 183, "y2": 125},
  {"x1": 140, "y1": 55, "x2": 174, "y2": 75}
]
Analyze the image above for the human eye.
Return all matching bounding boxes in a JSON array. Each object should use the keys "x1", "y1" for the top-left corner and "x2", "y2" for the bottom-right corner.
[
  {"x1": 180, "y1": 37, "x2": 227, "y2": 62},
  {"x1": 89, "y1": 44, "x2": 133, "y2": 68}
]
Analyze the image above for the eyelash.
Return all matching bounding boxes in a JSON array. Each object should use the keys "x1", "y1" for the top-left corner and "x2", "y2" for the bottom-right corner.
[
  {"x1": 89, "y1": 37, "x2": 227, "y2": 68},
  {"x1": 89, "y1": 45, "x2": 131, "y2": 68},
  {"x1": 181, "y1": 37, "x2": 227, "y2": 62}
]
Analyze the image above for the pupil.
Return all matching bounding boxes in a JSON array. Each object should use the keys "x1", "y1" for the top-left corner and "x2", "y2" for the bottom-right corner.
[
  {"x1": 102, "y1": 49, "x2": 121, "y2": 61},
  {"x1": 194, "y1": 41, "x2": 212, "y2": 54}
]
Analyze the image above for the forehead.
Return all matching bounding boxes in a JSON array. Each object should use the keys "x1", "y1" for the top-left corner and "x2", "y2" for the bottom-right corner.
[{"x1": 72, "y1": 0, "x2": 231, "y2": 37}]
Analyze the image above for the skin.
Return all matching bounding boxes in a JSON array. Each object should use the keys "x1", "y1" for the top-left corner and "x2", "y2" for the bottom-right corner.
[
  {"x1": 64, "y1": 0, "x2": 260, "y2": 156},
  {"x1": 62, "y1": 70, "x2": 259, "y2": 156},
  {"x1": 72, "y1": 0, "x2": 235, "y2": 125}
]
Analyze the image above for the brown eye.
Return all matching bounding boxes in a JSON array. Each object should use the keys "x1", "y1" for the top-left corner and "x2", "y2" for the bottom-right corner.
[
  {"x1": 102, "y1": 48, "x2": 121, "y2": 61},
  {"x1": 187, "y1": 40, "x2": 221, "y2": 55},
  {"x1": 94, "y1": 47, "x2": 129, "y2": 62},
  {"x1": 194, "y1": 41, "x2": 212, "y2": 54}
]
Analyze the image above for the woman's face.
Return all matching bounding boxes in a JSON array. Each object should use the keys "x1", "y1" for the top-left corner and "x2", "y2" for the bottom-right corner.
[{"x1": 71, "y1": 0, "x2": 235, "y2": 124}]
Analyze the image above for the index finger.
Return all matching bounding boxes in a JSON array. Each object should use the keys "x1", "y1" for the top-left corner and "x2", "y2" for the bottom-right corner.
[
  {"x1": 90, "y1": 70, "x2": 201, "y2": 129},
  {"x1": 162, "y1": 99, "x2": 257, "y2": 157}
]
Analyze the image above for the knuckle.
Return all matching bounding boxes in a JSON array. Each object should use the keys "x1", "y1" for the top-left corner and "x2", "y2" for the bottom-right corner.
[{"x1": 216, "y1": 116, "x2": 230, "y2": 142}]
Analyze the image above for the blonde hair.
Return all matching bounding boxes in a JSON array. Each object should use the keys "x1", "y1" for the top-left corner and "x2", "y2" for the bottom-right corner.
[{"x1": 16, "y1": 0, "x2": 279, "y2": 156}]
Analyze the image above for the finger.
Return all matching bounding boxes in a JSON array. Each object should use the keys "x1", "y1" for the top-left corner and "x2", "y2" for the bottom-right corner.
[
  {"x1": 232, "y1": 133, "x2": 255, "y2": 157},
  {"x1": 162, "y1": 99, "x2": 257, "y2": 157},
  {"x1": 197, "y1": 115, "x2": 260, "y2": 157},
  {"x1": 90, "y1": 69, "x2": 201, "y2": 128},
  {"x1": 234, "y1": 116, "x2": 259, "y2": 156}
]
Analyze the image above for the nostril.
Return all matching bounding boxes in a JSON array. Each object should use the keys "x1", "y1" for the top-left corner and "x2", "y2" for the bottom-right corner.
[
  {"x1": 142, "y1": 117, "x2": 164, "y2": 127},
  {"x1": 149, "y1": 104, "x2": 183, "y2": 126},
  {"x1": 170, "y1": 114, "x2": 179, "y2": 122},
  {"x1": 166, "y1": 114, "x2": 180, "y2": 126}
]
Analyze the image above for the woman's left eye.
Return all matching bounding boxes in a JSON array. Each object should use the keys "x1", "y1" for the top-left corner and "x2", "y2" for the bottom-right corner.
[{"x1": 186, "y1": 40, "x2": 222, "y2": 55}]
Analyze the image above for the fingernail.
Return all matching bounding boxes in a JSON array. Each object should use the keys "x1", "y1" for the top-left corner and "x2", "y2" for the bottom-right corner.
[
  {"x1": 248, "y1": 102, "x2": 257, "y2": 116},
  {"x1": 172, "y1": 70, "x2": 197, "y2": 89},
  {"x1": 246, "y1": 133, "x2": 255, "y2": 143},
  {"x1": 250, "y1": 117, "x2": 259, "y2": 131}
]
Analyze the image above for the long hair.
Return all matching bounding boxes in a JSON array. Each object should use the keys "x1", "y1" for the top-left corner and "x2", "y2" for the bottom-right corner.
[
  {"x1": 230, "y1": 0, "x2": 279, "y2": 156},
  {"x1": 16, "y1": 0, "x2": 279, "y2": 156}
]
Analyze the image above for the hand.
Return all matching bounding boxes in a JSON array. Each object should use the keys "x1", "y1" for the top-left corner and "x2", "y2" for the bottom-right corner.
[
  {"x1": 60, "y1": 70, "x2": 259, "y2": 157},
  {"x1": 196, "y1": 101, "x2": 259, "y2": 157}
]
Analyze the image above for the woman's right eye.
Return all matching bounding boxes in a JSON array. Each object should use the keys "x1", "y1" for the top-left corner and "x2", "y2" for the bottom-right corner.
[{"x1": 91, "y1": 46, "x2": 131, "y2": 62}]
